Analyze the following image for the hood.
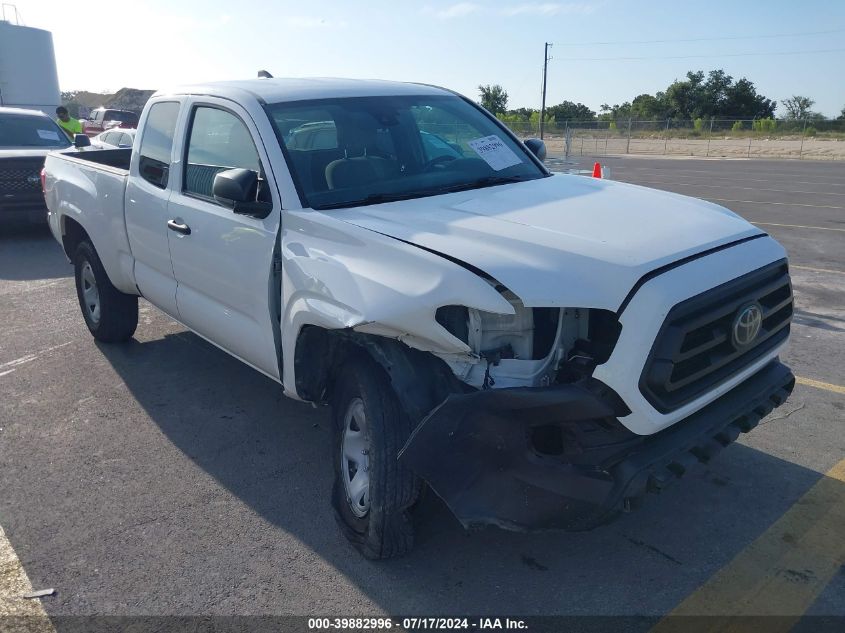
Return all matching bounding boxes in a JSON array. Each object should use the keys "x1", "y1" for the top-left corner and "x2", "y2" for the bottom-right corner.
[{"x1": 330, "y1": 173, "x2": 764, "y2": 311}]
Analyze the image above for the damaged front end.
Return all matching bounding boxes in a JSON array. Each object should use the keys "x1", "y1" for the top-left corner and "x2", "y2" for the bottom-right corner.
[{"x1": 399, "y1": 360, "x2": 794, "y2": 531}]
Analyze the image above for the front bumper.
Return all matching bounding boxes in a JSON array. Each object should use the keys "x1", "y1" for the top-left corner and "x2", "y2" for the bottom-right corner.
[
  {"x1": 1, "y1": 194, "x2": 48, "y2": 224},
  {"x1": 399, "y1": 360, "x2": 794, "y2": 531}
]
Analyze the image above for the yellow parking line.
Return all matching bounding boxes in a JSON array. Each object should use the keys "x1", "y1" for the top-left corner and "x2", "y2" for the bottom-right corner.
[
  {"x1": 791, "y1": 265, "x2": 845, "y2": 275},
  {"x1": 0, "y1": 524, "x2": 56, "y2": 630},
  {"x1": 651, "y1": 459, "x2": 845, "y2": 632},
  {"x1": 751, "y1": 221, "x2": 845, "y2": 233},
  {"x1": 796, "y1": 376, "x2": 845, "y2": 395}
]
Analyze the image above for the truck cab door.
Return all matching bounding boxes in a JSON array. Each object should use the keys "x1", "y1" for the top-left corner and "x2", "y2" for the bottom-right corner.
[
  {"x1": 125, "y1": 99, "x2": 183, "y2": 318},
  {"x1": 165, "y1": 98, "x2": 282, "y2": 380}
]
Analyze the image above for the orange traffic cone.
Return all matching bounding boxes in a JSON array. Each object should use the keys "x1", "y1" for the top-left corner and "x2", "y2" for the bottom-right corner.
[{"x1": 592, "y1": 162, "x2": 602, "y2": 178}]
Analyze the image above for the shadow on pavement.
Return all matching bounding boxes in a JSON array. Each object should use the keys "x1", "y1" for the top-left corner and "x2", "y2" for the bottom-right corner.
[
  {"x1": 0, "y1": 223, "x2": 71, "y2": 281},
  {"x1": 88, "y1": 329, "x2": 836, "y2": 617}
]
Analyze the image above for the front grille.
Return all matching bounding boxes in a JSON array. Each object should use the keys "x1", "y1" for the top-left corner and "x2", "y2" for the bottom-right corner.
[
  {"x1": 640, "y1": 259, "x2": 792, "y2": 413},
  {"x1": 0, "y1": 158, "x2": 44, "y2": 195}
]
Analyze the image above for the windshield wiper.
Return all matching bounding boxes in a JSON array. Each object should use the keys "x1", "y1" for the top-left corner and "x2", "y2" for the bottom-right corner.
[
  {"x1": 316, "y1": 191, "x2": 434, "y2": 210},
  {"x1": 314, "y1": 175, "x2": 537, "y2": 210},
  {"x1": 431, "y1": 174, "x2": 535, "y2": 194}
]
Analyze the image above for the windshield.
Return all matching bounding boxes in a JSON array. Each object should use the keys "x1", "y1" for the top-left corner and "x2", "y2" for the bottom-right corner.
[
  {"x1": 266, "y1": 94, "x2": 546, "y2": 210},
  {"x1": 0, "y1": 113, "x2": 72, "y2": 149}
]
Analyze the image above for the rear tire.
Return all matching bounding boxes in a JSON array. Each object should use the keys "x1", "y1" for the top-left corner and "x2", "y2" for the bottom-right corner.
[
  {"x1": 73, "y1": 240, "x2": 138, "y2": 343},
  {"x1": 331, "y1": 355, "x2": 420, "y2": 559}
]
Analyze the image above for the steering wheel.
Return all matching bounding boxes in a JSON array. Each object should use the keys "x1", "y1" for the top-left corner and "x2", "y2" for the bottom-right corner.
[{"x1": 423, "y1": 154, "x2": 458, "y2": 171}]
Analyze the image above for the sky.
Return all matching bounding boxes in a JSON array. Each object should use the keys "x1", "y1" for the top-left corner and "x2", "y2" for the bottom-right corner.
[{"x1": 8, "y1": 0, "x2": 845, "y2": 117}]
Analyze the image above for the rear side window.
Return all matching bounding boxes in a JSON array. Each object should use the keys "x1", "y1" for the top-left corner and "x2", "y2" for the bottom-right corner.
[
  {"x1": 138, "y1": 102, "x2": 179, "y2": 188},
  {"x1": 183, "y1": 106, "x2": 260, "y2": 199},
  {"x1": 106, "y1": 110, "x2": 138, "y2": 125}
]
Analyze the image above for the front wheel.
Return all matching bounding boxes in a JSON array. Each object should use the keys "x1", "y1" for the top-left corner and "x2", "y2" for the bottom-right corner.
[
  {"x1": 73, "y1": 240, "x2": 138, "y2": 343},
  {"x1": 331, "y1": 356, "x2": 420, "y2": 559}
]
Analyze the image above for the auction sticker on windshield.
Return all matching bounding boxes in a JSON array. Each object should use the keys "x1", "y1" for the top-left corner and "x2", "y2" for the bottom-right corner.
[
  {"x1": 37, "y1": 129, "x2": 61, "y2": 141},
  {"x1": 468, "y1": 135, "x2": 522, "y2": 171}
]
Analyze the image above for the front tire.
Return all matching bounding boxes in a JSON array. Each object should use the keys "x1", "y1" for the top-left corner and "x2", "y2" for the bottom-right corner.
[
  {"x1": 331, "y1": 356, "x2": 420, "y2": 559},
  {"x1": 73, "y1": 240, "x2": 138, "y2": 343}
]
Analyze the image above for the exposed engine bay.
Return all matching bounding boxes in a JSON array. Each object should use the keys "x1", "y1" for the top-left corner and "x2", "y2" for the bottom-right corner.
[{"x1": 435, "y1": 293, "x2": 622, "y2": 390}]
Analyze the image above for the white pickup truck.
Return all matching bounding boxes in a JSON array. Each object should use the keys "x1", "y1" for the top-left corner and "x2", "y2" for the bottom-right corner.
[{"x1": 44, "y1": 77, "x2": 795, "y2": 559}]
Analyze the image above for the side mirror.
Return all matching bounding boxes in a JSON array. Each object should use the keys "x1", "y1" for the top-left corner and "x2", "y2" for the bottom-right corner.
[
  {"x1": 212, "y1": 168, "x2": 272, "y2": 219},
  {"x1": 524, "y1": 138, "x2": 546, "y2": 161},
  {"x1": 74, "y1": 134, "x2": 91, "y2": 148}
]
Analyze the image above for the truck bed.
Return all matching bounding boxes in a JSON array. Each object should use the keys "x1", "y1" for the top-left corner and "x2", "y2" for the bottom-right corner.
[
  {"x1": 60, "y1": 148, "x2": 132, "y2": 171},
  {"x1": 44, "y1": 147, "x2": 136, "y2": 296}
]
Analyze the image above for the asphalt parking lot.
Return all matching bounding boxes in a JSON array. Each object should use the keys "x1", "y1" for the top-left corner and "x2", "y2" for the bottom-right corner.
[{"x1": 1, "y1": 156, "x2": 844, "y2": 628}]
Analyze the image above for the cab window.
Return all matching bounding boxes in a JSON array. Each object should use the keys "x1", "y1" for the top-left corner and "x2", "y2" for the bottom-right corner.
[
  {"x1": 137, "y1": 101, "x2": 180, "y2": 188},
  {"x1": 183, "y1": 106, "x2": 261, "y2": 200}
]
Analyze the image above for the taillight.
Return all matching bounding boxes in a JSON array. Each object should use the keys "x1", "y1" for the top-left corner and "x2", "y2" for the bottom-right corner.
[{"x1": 40, "y1": 167, "x2": 47, "y2": 193}]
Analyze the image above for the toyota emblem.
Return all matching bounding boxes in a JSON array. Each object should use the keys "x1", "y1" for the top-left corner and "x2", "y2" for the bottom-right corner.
[{"x1": 732, "y1": 303, "x2": 763, "y2": 349}]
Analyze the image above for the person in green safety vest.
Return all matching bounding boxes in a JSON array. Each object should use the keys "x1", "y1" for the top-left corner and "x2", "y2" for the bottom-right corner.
[{"x1": 55, "y1": 106, "x2": 83, "y2": 139}]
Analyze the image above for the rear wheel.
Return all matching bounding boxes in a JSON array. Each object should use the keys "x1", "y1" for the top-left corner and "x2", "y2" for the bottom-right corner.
[
  {"x1": 73, "y1": 240, "x2": 138, "y2": 343},
  {"x1": 331, "y1": 356, "x2": 419, "y2": 559}
]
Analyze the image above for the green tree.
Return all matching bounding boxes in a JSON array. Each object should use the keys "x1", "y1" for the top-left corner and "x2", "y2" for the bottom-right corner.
[
  {"x1": 780, "y1": 95, "x2": 816, "y2": 120},
  {"x1": 506, "y1": 107, "x2": 536, "y2": 120},
  {"x1": 662, "y1": 70, "x2": 774, "y2": 119},
  {"x1": 529, "y1": 111, "x2": 554, "y2": 126},
  {"x1": 664, "y1": 71, "x2": 706, "y2": 119},
  {"x1": 630, "y1": 93, "x2": 668, "y2": 119},
  {"x1": 838, "y1": 105, "x2": 845, "y2": 120},
  {"x1": 752, "y1": 118, "x2": 776, "y2": 132},
  {"x1": 545, "y1": 100, "x2": 596, "y2": 121},
  {"x1": 478, "y1": 84, "x2": 508, "y2": 115},
  {"x1": 723, "y1": 78, "x2": 775, "y2": 119},
  {"x1": 598, "y1": 102, "x2": 632, "y2": 120}
]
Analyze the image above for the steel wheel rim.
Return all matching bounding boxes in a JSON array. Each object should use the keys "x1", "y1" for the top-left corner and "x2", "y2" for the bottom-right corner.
[
  {"x1": 341, "y1": 397, "x2": 370, "y2": 517},
  {"x1": 81, "y1": 261, "x2": 100, "y2": 324}
]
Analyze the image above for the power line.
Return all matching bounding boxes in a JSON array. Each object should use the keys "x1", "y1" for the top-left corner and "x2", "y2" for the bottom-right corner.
[
  {"x1": 555, "y1": 47, "x2": 845, "y2": 62},
  {"x1": 552, "y1": 28, "x2": 845, "y2": 46}
]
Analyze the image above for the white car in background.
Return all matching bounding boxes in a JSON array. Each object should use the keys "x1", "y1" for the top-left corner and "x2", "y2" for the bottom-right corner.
[{"x1": 91, "y1": 128, "x2": 136, "y2": 149}]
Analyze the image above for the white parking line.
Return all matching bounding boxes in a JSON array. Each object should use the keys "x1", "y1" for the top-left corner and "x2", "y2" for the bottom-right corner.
[
  {"x1": 708, "y1": 198, "x2": 845, "y2": 210},
  {"x1": 0, "y1": 355, "x2": 37, "y2": 370},
  {"x1": 621, "y1": 179, "x2": 845, "y2": 197},
  {"x1": 0, "y1": 343, "x2": 73, "y2": 373},
  {"x1": 0, "y1": 524, "x2": 56, "y2": 629},
  {"x1": 752, "y1": 222, "x2": 845, "y2": 233},
  {"x1": 617, "y1": 167, "x2": 845, "y2": 186}
]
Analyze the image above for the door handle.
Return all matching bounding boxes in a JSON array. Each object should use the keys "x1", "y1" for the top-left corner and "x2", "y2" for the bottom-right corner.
[{"x1": 167, "y1": 219, "x2": 191, "y2": 235}]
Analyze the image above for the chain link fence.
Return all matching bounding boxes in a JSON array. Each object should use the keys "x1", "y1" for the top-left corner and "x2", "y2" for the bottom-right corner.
[{"x1": 502, "y1": 118, "x2": 845, "y2": 160}]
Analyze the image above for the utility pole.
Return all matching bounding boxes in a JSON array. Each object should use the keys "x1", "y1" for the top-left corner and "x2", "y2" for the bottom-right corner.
[{"x1": 540, "y1": 42, "x2": 552, "y2": 140}]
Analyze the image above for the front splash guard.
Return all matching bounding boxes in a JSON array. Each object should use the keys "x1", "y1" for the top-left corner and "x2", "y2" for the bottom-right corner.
[{"x1": 398, "y1": 361, "x2": 795, "y2": 532}]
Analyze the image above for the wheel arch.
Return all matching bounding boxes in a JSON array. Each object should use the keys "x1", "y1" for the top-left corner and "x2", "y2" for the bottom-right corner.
[
  {"x1": 60, "y1": 215, "x2": 90, "y2": 261},
  {"x1": 294, "y1": 326, "x2": 465, "y2": 422}
]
